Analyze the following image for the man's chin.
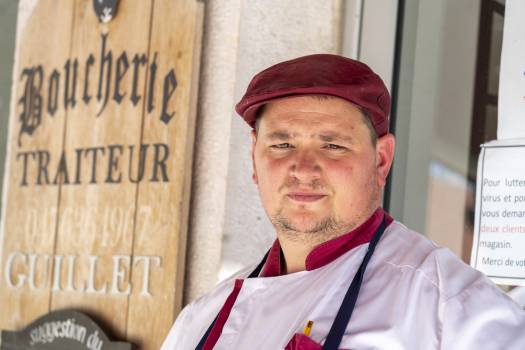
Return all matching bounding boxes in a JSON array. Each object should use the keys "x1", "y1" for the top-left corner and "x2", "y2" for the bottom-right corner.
[{"x1": 272, "y1": 213, "x2": 337, "y2": 234}]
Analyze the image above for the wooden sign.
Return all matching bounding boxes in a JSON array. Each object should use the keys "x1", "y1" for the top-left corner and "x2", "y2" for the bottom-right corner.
[
  {"x1": 0, "y1": 1, "x2": 203, "y2": 349},
  {"x1": 1, "y1": 309, "x2": 132, "y2": 350}
]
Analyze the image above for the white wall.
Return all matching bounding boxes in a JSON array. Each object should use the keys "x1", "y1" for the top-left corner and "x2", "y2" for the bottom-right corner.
[{"x1": 183, "y1": 0, "x2": 243, "y2": 304}]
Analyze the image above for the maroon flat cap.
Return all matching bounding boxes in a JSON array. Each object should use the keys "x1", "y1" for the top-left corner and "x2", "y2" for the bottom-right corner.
[{"x1": 235, "y1": 54, "x2": 391, "y2": 136}]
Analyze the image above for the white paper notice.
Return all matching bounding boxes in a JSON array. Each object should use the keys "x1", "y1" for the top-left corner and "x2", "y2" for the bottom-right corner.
[
  {"x1": 471, "y1": 139, "x2": 525, "y2": 286},
  {"x1": 498, "y1": 0, "x2": 525, "y2": 139}
]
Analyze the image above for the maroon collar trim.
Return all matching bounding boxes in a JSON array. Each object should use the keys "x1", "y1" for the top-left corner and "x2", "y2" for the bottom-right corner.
[
  {"x1": 260, "y1": 208, "x2": 393, "y2": 277},
  {"x1": 260, "y1": 239, "x2": 283, "y2": 277}
]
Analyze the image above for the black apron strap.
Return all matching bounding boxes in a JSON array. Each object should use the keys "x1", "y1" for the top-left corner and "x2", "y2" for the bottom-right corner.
[
  {"x1": 195, "y1": 250, "x2": 269, "y2": 350},
  {"x1": 194, "y1": 315, "x2": 217, "y2": 350},
  {"x1": 322, "y1": 217, "x2": 387, "y2": 350},
  {"x1": 248, "y1": 250, "x2": 270, "y2": 278}
]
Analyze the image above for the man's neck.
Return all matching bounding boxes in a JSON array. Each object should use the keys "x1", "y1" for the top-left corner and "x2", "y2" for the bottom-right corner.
[
  {"x1": 277, "y1": 224, "x2": 354, "y2": 274},
  {"x1": 278, "y1": 238, "x2": 315, "y2": 274}
]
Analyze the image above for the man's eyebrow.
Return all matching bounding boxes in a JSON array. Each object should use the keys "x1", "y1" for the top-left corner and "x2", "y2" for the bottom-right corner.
[
  {"x1": 265, "y1": 131, "x2": 291, "y2": 140},
  {"x1": 318, "y1": 133, "x2": 354, "y2": 143}
]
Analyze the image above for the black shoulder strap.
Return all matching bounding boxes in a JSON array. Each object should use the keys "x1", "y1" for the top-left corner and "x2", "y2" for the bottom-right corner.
[
  {"x1": 195, "y1": 250, "x2": 270, "y2": 350},
  {"x1": 322, "y1": 217, "x2": 387, "y2": 350}
]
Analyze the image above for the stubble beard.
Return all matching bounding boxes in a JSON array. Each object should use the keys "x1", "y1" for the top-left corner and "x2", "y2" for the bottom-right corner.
[{"x1": 271, "y1": 209, "x2": 349, "y2": 245}]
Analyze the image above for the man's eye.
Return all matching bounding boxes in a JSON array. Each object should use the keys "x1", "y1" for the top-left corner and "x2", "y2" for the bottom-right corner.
[
  {"x1": 324, "y1": 144, "x2": 345, "y2": 150},
  {"x1": 271, "y1": 143, "x2": 293, "y2": 149}
]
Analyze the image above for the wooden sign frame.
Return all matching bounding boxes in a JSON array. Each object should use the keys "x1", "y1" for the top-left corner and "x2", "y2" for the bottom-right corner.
[{"x1": 0, "y1": 1, "x2": 203, "y2": 349}]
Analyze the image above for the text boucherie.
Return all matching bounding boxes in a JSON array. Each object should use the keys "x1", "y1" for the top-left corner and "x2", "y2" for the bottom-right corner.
[{"x1": 17, "y1": 33, "x2": 177, "y2": 147}]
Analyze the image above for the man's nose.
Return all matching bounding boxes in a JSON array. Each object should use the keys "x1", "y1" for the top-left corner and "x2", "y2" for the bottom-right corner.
[{"x1": 289, "y1": 149, "x2": 321, "y2": 182}]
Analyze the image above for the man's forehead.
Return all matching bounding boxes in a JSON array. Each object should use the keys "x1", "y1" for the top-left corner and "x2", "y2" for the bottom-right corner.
[
  {"x1": 263, "y1": 95, "x2": 361, "y2": 112},
  {"x1": 255, "y1": 94, "x2": 377, "y2": 145},
  {"x1": 258, "y1": 95, "x2": 365, "y2": 126},
  {"x1": 263, "y1": 129, "x2": 356, "y2": 143}
]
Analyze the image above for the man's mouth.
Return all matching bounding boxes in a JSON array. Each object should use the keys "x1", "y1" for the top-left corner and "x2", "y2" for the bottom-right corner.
[{"x1": 286, "y1": 192, "x2": 327, "y2": 202}]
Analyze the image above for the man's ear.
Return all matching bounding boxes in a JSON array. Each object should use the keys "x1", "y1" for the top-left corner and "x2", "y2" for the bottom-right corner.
[
  {"x1": 251, "y1": 130, "x2": 258, "y2": 184},
  {"x1": 375, "y1": 133, "x2": 395, "y2": 187}
]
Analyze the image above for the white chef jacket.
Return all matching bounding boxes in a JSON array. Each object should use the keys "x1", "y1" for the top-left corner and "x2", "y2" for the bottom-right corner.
[{"x1": 161, "y1": 221, "x2": 525, "y2": 349}]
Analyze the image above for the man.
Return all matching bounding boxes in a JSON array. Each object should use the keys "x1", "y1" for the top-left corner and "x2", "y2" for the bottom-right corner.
[{"x1": 162, "y1": 54, "x2": 525, "y2": 349}]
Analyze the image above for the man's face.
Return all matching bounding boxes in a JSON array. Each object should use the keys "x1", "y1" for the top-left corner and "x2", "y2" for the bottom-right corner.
[{"x1": 251, "y1": 95, "x2": 395, "y2": 238}]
